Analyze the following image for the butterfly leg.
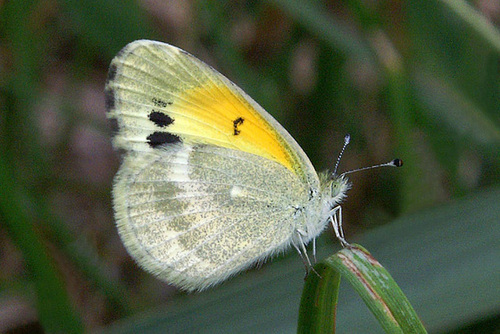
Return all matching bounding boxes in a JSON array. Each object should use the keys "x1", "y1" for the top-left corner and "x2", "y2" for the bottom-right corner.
[
  {"x1": 312, "y1": 237, "x2": 317, "y2": 263},
  {"x1": 292, "y1": 242, "x2": 310, "y2": 278},
  {"x1": 329, "y1": 206, "x2": 351, "y2": 247},
  {"x1": 294, "y1": 231, "x2": 321, "y2": 279}
]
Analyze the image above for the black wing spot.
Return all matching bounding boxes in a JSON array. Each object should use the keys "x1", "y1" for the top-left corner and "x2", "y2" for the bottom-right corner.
[
  {"x1": 233, "y1": 117, "x2": 244, "y2": 135},
  {"x1": 108, "y1": 117, "x2": 119, "y2": 133},
  {"x1": 149, "y1": 111, "x2": 174, "y2": 127},
  {"x1": 147, "y1": 132, "x2": 181, "y2": 147},
  {"x1": 104, "y1": 88, "x2": 115, "y2": 111},
  {"x1": 152, "y1": 97, "x2": 172, "y2": 108},
  {"x1": 104, "y1": 64, "x2": 118, "y2": 111},
  {"x1": 106, "y1": 63, "x2": 118, "y2": 84},
  {"x1": 115, "y1": 46, "x2": 127, "y2": 60}
]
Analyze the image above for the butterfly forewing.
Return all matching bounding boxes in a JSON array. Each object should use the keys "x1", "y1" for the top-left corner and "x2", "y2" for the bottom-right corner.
[{"x1": 105, "y1": 40, "x2": 317, "y2": 183}]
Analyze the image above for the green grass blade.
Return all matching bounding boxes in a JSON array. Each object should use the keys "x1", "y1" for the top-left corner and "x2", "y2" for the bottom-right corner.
[
  {"x1": 330, "y1": 245, "x2": 426, "y2": 333},
  {"x1": 298, "y1": 264, "x2": 341, "y2": 333},
  {"x1": 298, "y1": 245, "x2": 427, "y2": 333}
]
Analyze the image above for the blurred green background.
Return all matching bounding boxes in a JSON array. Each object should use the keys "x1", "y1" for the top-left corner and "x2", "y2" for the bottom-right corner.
[{"x1": 0, "y1": 0, "x2": 499, "y2": 333}]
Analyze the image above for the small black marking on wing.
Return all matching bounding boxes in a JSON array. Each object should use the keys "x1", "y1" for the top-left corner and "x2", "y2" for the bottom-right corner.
[
  {"x1": 233, "y1": 117, "x2": 244, "y2": 135},
  {"x1": 108, "y1": 117, "x2": 119, "y2": 133},
  {"x1": 104, "y1": 88, "x2": 115, "y2": 111},
  {"x1": 104, "y1": 64, "x2": 118, "y2": 111},
  {"x1": 147, "y1": 132, "x2": 181, "y2": 147},
  {"x1": 308, "y1": 188, "x2": 314, "y2": 200},
  {"x1": 152, "y1": 97, "x2": 172, "y2": 108},
  {"x1": 106, "y1": 63, "x2": 117, "y2": 83},
  {"x1": 115, "y1": 47, "x2": 127, "y2": 60},
  {"x1": 149, "y1": 111, "x2": 174, "y2": 127}
]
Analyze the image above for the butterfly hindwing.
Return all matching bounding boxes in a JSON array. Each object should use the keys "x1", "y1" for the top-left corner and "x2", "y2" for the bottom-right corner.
[{"x1": 113, "y1": 144, "x2": 309, "y2": 290}]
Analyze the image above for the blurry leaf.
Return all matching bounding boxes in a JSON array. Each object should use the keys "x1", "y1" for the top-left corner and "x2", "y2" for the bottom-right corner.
[
  {"x1": 407, "y1": 0, "x2": 500, "y2": 131},
  {"x1": 403, "y1": 0, "x2": 500, "y2": 199},
  {"x1": 437, "y1": 0, "x2": 500, "y2": 53},
  {"x1": 414, "y1": 71, "x2": 500, "y2": 145},
  {"x1": 0, "y1": 0, "x2": 48, "y2": 173},
  {"x1": 267, "y1": 0, "x2": 376, "y2": 64},
  {"x1": 35, "y1": 197, "x2": 133, "y2": 316},
  {"x1": 0, "y1": 156, "x2": 84, "y2": 333},
  {"x1": 59, "y1": 0, "x2": 154, "y2": 58},
  {"x1": 384, "y1": 69, "x2": 428, "y2": 212}
]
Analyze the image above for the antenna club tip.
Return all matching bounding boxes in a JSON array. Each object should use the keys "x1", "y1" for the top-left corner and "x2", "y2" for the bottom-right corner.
[
  {"x1": 344, "y1": 134, "x2": 351, "y2": 144},
  {"x1": 393, "y1": 158, "x2": 403, "y2": 167}
]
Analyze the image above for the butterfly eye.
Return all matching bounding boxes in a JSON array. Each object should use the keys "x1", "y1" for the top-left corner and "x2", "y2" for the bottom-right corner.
[{"x1": 330, "y1": 181, "x2": 338, "y2": 196}]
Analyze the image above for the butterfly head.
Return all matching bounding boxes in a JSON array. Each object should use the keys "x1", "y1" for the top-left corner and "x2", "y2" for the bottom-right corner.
[{"x1": 318, "y1": 171, "x2": 350, "y2": 208}]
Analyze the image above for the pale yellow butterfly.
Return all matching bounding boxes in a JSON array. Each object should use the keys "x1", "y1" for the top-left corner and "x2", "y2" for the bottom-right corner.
[{"x1": 105, "y1": 40, "x2": 401, "y2": 291}]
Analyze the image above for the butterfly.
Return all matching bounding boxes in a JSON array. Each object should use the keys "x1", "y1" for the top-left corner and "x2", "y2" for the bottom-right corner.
[{"x1": 105, "y1": 40, "x2": 400, "y2": 291}]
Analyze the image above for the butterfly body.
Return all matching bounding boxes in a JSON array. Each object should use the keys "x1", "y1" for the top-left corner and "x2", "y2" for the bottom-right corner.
[{"x1": 106, "y1": 40, "x2": 349, "y2": 291}]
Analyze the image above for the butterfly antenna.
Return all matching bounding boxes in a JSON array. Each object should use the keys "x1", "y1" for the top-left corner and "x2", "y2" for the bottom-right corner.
[
  {"x1": 340, "y1": 158, "x2": 403, "y2": 177},
  {"x1": 333, "y1": 134, "x2": 350, "y2": 176}
]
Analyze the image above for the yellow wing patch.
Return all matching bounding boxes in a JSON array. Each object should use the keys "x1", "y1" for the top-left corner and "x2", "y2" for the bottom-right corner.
[
  {"x1": 165, "y1": 80, "x2": 296, "y2": 172},
  {"x1": 105, "y1": 40, "x2": 309, "y2": 177}
]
